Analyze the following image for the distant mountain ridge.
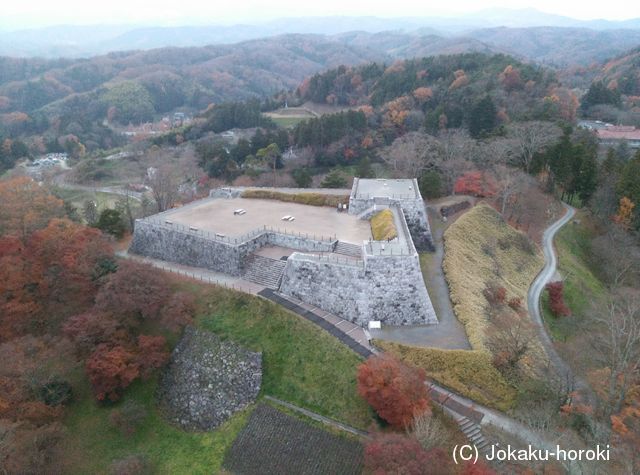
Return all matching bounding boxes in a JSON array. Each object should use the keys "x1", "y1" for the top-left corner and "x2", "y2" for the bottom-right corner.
[{"x1": 2, "y1": 9, "x2": 640, "y2": 63}]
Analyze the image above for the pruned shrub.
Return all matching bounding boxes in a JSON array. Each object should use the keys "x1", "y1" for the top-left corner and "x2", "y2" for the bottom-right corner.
[{"x1": 370, "y1": 209, "x2": 397, "y2": 241}]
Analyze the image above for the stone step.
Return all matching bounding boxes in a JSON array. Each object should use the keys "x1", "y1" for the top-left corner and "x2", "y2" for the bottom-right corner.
[
  {"x1": 242, "y1": 254, "x2": 286, "y2": 290},
  {"x1": 333, "y1": 241, "x2": 362, "y2": 258}
]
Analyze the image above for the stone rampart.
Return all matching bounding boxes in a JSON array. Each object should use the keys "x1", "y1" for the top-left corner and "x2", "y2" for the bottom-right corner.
[
  {"x1": 280, "y1": 251, "x2": 437, "y2": 326},
  {"x1": 129, "y1": 219, "x2": 335, "y2": 275}
]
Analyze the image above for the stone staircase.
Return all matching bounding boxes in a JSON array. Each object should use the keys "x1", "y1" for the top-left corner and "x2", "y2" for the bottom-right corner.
[
  {"x1": 242, "y1": 254, "x2": 287, "y2": 289},
  {"x1": 356, "y1": 205, "x2": 380, "y2": 220},
  {"x1": 333, "y1": 241, "x2": 362, "y2": 258},
  {"x1": 456, "y1": 416, "x2": 500, "y2": 463}
]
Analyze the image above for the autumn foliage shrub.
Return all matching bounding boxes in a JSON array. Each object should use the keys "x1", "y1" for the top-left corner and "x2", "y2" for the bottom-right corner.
[
  {"x1": 453, "y1": 171, "x2": 496, "y2": 197},
  {"x1": 363, "y1": 433, "x2": 452, "y2": 475},
  {"x1": 85, "y1": 336, "x2": 168, "y2": 401},
  {"x1": 545, "y1": 281, "x2": 570, "y2": 317},
  {"x1": 95, "y1": 261, "x2": 170, "y2": 325},
  {"x1": 508, "y1": 297, "x2": 523, "y2": 312},
  {"x1": 357, "y1": 354, "x2": 430, "y2": 429},
  {"x1": 482, "y1": 283, "x2": 507, "y2": 306}
]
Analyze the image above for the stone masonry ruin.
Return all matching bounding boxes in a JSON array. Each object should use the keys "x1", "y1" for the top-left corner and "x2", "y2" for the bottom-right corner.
[
  {"x1": 156, "y1": 326, "x2": 262, "y2": 431},
  {"x1": 130, "y1": 178, "x2": 438, "y2": 326}
]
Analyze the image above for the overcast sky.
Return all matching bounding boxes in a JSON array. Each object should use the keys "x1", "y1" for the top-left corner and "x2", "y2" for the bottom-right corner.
[{"x1": 2, "y1": 0, "x2": 640, "y2": 30}]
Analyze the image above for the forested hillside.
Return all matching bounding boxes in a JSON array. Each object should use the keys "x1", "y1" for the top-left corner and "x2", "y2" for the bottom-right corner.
[{"x1": 298, "y1": 53, "x2": 572, "y2": 127}]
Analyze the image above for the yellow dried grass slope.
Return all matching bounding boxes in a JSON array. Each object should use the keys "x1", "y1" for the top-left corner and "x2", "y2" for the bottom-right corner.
[
  {"x1": 370, "y1": 209, "x2": 397, "y2": 241},
  {"x1": 376, "y1": 340, "x2": 517, "y2": 411},
  {"x1": 443, "y1": 204, "x2": 544, "y2": 351},
  {"x1": 241, "y1": 189, "x2": 348, "y2": 207}
]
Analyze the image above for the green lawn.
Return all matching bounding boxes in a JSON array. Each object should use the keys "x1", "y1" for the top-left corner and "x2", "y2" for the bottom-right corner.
[
  {"x1": 269, "y1": 116, "x2": 309, "y2": 128},
  {"x1": 52, "y1": 187, "x2": 125, "y2": 210},
  {"x1": 541, "y1": 212, "x2": 607, "y2": 341},
  {"x1": 63, "y1": 282, "x2": 372, "y2": 473},
  {"x1": 192, "y1": 285, "x2": 373, "y2": 429},
  {"x1": 63, "y1": 376, "x2": 251, "y2": 474}
]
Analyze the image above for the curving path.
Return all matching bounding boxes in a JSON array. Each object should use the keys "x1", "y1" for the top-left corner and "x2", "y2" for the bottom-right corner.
[{"x1": 527, "y1": 204, "x2": 593, "y2": 402}]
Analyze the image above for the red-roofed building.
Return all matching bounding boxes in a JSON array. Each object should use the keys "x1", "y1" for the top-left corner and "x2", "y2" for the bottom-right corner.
[{"x1": 596, "y1": 126, "x2": 640, "y2": 149}]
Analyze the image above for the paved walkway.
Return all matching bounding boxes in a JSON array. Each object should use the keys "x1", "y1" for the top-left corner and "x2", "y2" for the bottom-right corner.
[
  {"x1": 527, "y1": 204, "x2": 594, "y2": 404},
  {"x1": 369, "y1": 206, "x2": 470, "y2": 350},
  {"x1": 258, "y1": 288, "x2": 374, "y2": 358},
  {"x1": 116, "y1": 250, "x2": 264, "y2": 294}
]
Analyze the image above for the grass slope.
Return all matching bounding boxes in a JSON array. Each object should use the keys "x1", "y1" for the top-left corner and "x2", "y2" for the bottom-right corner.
[
  {"x1": 63, "y1": 377, "x2": 251, "y2": 474},
  {"x1": 370, "y1": 209, "x2": 397, "y2": 241},
  {"x1": 192, "y1": 284, "x2": 372, "y2": 429},
  {"x1": 541, "y1": 211, "x2": 607, "y2": 342},
  {"x1": 63, "y1": 280, "x2": 372, "y2": 473},
  {"x1": 443, "y1": 204, "x2": 544, "y2": 351},
  {"x1": 376, "y1": 340, "x2": 516, "y2": 411}
]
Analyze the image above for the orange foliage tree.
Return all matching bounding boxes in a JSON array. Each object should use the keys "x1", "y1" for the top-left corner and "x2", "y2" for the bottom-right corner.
[
  {"x1": 85, "y1": 336, "x2": 168, "y2": 401},
  {"x1": 612, "y1": 196, "x2": 635, "y2": 230},
  {"x1": 357, "y1": 354, "x2": 430, "y2": 429},
  {"x1": 499, "y1": 65, "x2": 523, "y2": 91},
  {"x1": 0, "y1": 177, "x2": 64, "y2": 238}
]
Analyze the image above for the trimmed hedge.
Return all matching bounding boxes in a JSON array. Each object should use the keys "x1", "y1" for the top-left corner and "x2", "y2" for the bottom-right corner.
[
  {"x1": 370, "y1": 209, "x2": 397, "y2": 241},
  {"x1": 241, "y1": 189, "x2": 349, "y2": 207},
  {"x1": 375, "y1": 340, "x2": 517, "y2": 412}
]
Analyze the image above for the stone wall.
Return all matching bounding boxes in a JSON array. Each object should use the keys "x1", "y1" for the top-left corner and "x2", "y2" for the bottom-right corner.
[
  {"x1": 348, "y1": 179, "x2": 434, "y2": 251},
  {"x1": 399, "y1": 200, "x2": 434, "y2": 252},
  {"x1": 157, "y1": 327, "x2": 262, "y2": 431},
  {"x1": 280, "y1": 253, "x2": 437, "y2": 326},
  {"x1": 129, "y1": 219, "x2": 335, "y2": 274},
  {"x1": 209, "y1": 187, "x2": 243, "y2": 199},
  {"x1": 130, "y1": 220, "x2": 246, "y2": 275}
]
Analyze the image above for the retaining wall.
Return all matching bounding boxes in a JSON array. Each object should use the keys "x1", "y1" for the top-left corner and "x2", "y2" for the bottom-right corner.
[
  {"x1": 280, "y1": 252, "x2": 437, "y2": 326},
  {"x1": 129, "y1": 219, "x2": 334, "y2": 275}
]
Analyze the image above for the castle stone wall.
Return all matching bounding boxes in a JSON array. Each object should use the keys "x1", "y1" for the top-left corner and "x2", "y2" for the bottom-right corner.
[
  {"x1": 129, "y1": 219, "x2": 335, "y2": 275},
  {"x1": 279, "y1": 252, "x2": 437, "y2": 326}
]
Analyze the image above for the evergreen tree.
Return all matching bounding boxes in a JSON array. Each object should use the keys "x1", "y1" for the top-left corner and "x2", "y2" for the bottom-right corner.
[
  {"x1": 321, "y1": 169, "x2": 348, "y2": 188},
  {"x1": 291, "y1": 168, "x2": 312, "y2": 188},
  {"x1": 468, "y1": 95, "x2": 497, "y2": 138},
  {"x1": 581, "y1": 81, "x2": 621, "y2": 110},
  {"x1": 356, "y1": 157, "x2": 375, "y2": 178}
]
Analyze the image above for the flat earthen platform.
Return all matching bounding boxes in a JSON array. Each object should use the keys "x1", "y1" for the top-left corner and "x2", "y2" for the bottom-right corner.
[{"x1": 163, "y1": 198, "x2": 372, "y2": 244}]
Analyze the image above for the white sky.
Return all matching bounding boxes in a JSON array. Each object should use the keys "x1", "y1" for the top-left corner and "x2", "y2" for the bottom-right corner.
[{"x1": 2, "y1": 0, "x2": 640, "y2": 29}]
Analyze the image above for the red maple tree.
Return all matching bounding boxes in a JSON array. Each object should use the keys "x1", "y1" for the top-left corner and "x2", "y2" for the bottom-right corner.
[{"x1": 357, "y1": 355, "x2": 430, "y2": 429}]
